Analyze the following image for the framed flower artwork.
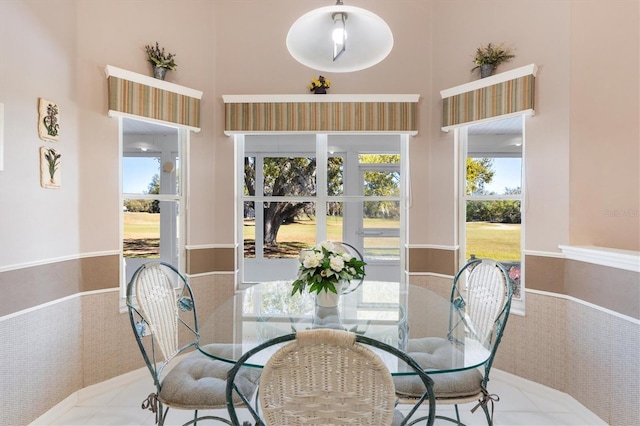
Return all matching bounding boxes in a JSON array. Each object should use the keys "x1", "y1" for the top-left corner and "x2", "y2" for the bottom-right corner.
[
  {"x1": 40, "y1": 146, "x2": 61, "y2": 188},
  {"x1": 38, "y1": 98, "x2": 60, "y2": 142}
]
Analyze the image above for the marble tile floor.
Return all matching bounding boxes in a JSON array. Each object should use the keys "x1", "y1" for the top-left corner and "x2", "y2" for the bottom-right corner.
[{"x1": 32, "y1": 367, "x2": 606, "y2": 426}]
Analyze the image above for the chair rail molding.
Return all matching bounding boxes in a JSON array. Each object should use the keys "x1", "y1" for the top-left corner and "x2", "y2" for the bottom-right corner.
[{"x1": 559, "y1": 245, "x2": 640, "y2": 272}]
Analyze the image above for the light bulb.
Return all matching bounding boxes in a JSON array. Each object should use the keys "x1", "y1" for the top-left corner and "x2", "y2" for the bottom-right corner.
[
  {"x1": 332, "y1": 27, "x2": 347, "y2": 44},
  {"x1": 332, "y1": 12, "x2": 347, "y2": 61}
]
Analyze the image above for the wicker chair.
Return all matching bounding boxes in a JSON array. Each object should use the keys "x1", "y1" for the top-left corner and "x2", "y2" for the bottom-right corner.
[
  {"x1": 127, "y1": 262, "x2": 259, "y2": 425},
  {"x1": 226, "y1": 329, "x2": 435, "y2": 426},
  {"x1": 394, "y1": 258, "x2": 513, "y2": 426}
]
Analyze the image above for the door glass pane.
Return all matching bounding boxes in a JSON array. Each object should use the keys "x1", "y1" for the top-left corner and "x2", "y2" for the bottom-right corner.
[
  {"x1": 263, "y1": 157, "x2": 316, "y2": 197},
  {"x1": 363, "y1": 236, "x2": 400, "y2": 261},
  {"x1": 250, "y1": 201, "x2": 316, "y2": 259},
  {"x1": 244, "y1": 156, "x2": 255, "y2": 195},
  {"x1": 326, "y1": 201, "x2": 343, "y2": 241},
  {"x1": 244, "y1": 201, "x2": 256, "y2": 259},
  {"x1": 327, "y1": 156, "x2": 344, "y2": 196}
]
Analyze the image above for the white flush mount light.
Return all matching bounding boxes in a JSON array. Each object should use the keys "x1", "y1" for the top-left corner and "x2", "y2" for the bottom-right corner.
[{"x1": 286, "y1": 1, "x2": 393, "y2": 73}]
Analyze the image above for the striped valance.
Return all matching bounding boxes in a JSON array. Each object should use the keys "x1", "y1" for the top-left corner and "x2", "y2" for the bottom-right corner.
[
  {"x1": 441, "y1": 64, "x2": 537, "y2": 131},
  {"x1": 105, "y1": 65, "x2": 203, "y2": 131},
  {"x1": 223, "y1": 95, "x2": 419, "y2": 134}
]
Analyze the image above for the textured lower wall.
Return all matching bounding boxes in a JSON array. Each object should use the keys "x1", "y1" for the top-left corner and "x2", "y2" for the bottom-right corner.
[
  {"x1": 0, "y1": 298, "x2": 84, "y2": 425},
  {"x1": 81, "y1": 291, "x2": 144, "y2": 388},
  {"x1": 409, "y1": 274, "x2": 640, "y2": 426},
  {"x1": 565, "y1": 299, "x2": 639, "y2": 425},
  {"x1": 496, "y1": 292, "x2": 639, "y2": 425},
  {"x1": 495, "y1": 292, "x2": 567, "y2": 391},
  {"x1": 0, "y1": 272, "x2": 238, "y2": 425}
]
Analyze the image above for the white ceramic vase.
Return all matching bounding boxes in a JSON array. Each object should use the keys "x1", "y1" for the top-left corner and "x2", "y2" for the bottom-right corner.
[
  {"x1": 315, "y1": 281, "x2": 344, "y2": 308},
  {"x1": 312, "y1": 281, "x2": 344, "y2": 329}
]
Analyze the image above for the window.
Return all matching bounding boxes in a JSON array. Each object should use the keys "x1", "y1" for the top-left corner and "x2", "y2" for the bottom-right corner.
[
  {"x1": 238, "y1": 134, "x2": 405, "y2": 284},
  {"x1": 459, "y1": 116, "x2": 524, "y2": 310},
  {"x1": 120, "y1": 117, "x2": 187, "y2": 296}
]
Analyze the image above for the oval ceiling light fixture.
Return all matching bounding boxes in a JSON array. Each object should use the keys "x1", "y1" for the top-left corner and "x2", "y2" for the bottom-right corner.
[{"x1": 286, "y1": 1, "x2": 393, "y2": 73}]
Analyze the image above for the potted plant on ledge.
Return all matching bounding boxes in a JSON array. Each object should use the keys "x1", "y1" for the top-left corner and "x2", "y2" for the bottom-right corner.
[
  {"x1": 145, "y1": 42, "x2": 177, "y2": 80},
  {"x1": 472, "y1": 42, "x2": 515, "y2": 78}
]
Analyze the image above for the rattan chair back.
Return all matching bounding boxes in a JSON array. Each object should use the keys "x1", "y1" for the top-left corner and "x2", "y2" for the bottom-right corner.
[
  {"x1": 459, "y1": 259, "x2": 509, "y2": 347},
  {"x1": 227, "y1": 329, "x2": 435, "y2": 426}
]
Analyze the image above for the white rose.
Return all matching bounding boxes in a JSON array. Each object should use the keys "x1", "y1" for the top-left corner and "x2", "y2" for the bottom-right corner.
[
  {"x1": 302, "y1": 251, "x2": 320, "y2": 268},
  {"x1": 341, "y1": 252, "x2": 354, "y2": 262},
  {"x1": 329, "y1": 255, "x2": 345, "y2": 272},
  {"x1": 318, "y1": 240, "x2": 335, "y2": 252},
  {"x1": 299, "y1": 249, "x2": 311, "y2": 262}
]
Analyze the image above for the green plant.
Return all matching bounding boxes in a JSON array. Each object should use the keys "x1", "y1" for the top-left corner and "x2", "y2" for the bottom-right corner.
[
  {"x1": 44, "y1": 148, "x2": 61, "y2": 182},
  {"x1": 291, "y1": 241, "x2": 366, "y2": 296},
  {"x1": 144, "y1": 42, "x2": 177, "y2": 70},
  {"x1": 472, "y1": 42, "x2": 515, "y2": 71},
  {"x1": 307, "y1": 75, "x2": 331, "y2": 91}
]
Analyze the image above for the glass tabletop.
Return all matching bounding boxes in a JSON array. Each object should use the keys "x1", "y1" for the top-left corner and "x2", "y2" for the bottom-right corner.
[{"x1": 197, "y1": 280, "x2": 491, "y2": 375}]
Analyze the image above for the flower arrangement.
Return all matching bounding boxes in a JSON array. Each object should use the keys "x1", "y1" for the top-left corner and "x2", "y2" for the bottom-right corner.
[
  {"x1": 307, "y1": 75, "x2": 331, "y2": 92},
  {"x1": 471, "y1": 42, "x2": 515, "y2": 73},
  {"x1": 145, "y1": 42, "x2": 177, "y2": 70},
  {"x1": 291, "y1": 241, "x2": 366, "y2": 296}
]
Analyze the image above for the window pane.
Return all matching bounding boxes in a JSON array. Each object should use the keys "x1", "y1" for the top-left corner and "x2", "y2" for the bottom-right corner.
[
  {"x1": 359, "y1": 154, "x2": 400, "y2": 164},
  {"x1": 466, "y1": 205, "x2": 521, "y2": 299},
  {"x1": 364, "y1": 170, "x2": 400, "y2": 197},
  {"x1": 468, "y1": 157, "x2": 522, "y2": 196},
  {"x1": 244, "y1": 201, "x2": 255, "y2": 259},
  {"x1": 364, "y1": 237, "x2": 400, "y2": 261},
  {"x1": 123, "y1": 156, "x2": 160, "y2": 194},
  {"x1": 244, "y1": 156, "x2": 255, "y2": 195},
  {"x1": 263, "y1": 157, "x2": 316, "y2": 197},
  {"x1": 246, "y1": 201, "x2": 316, "y2": 259},
  {"x1": 364, "y1": 201, "x2": 400, "y2": 223},
  {"x1": 327, "y1": 201, "x2": 343, "y2": 241},
  {"x1": 327, "y1": 156, "x2": 344, "y2": 196},
  {"x1": 123, "y1": 199, "x2": 161, "y2": 258}
]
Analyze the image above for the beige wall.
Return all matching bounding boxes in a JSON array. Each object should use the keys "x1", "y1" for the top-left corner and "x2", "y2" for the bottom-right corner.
[
  {"x1": 0, "y1": 1, "x2": 638, "y2": 424},
  {"x1": 570, "y1": 0, "x2": 640, "y2": 250}
]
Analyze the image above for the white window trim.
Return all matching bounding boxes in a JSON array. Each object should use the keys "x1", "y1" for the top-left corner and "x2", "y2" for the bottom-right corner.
[
  {"x1": 118, "y1": 118, "x2": 190, "y2": 311},
  {"x1": 456, "y1": 119, "x2": 526, "y2": 315},
  {"x1": 236, "y1": 134, "x2": 407, "y2": 286}
]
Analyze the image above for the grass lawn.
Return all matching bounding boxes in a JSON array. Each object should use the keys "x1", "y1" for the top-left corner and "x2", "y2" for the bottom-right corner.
[
  {"x1": 466, "y1": 222, "x2": 521, "y2": 261},
  {"x1": 124, "y1": 213, "x2": 520, "y2": 261},
  {"x1": 123, "y1": 212, "x2": 159, "y2": 257}
]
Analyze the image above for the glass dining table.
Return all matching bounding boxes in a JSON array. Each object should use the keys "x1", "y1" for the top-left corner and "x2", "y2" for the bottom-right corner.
[{"x1": 197, "y1": 280, "x2": 491, "y2": 376}]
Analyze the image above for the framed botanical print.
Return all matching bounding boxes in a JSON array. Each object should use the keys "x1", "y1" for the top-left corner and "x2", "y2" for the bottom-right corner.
[
  {"x1": 38, "y1": 98, "x2": 60, "y2": 142},
  {"x1": 40, "y1": 146, "x2": 61, "y2": 188}
]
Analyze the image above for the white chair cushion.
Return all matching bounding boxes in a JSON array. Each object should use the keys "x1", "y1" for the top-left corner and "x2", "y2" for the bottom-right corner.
[
  {"x1": 159, "y1": 346, "x2": 260, "y2": 409},
  {"x1": 394, "y1": 337, "x2": 483, "y2": 399}
]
